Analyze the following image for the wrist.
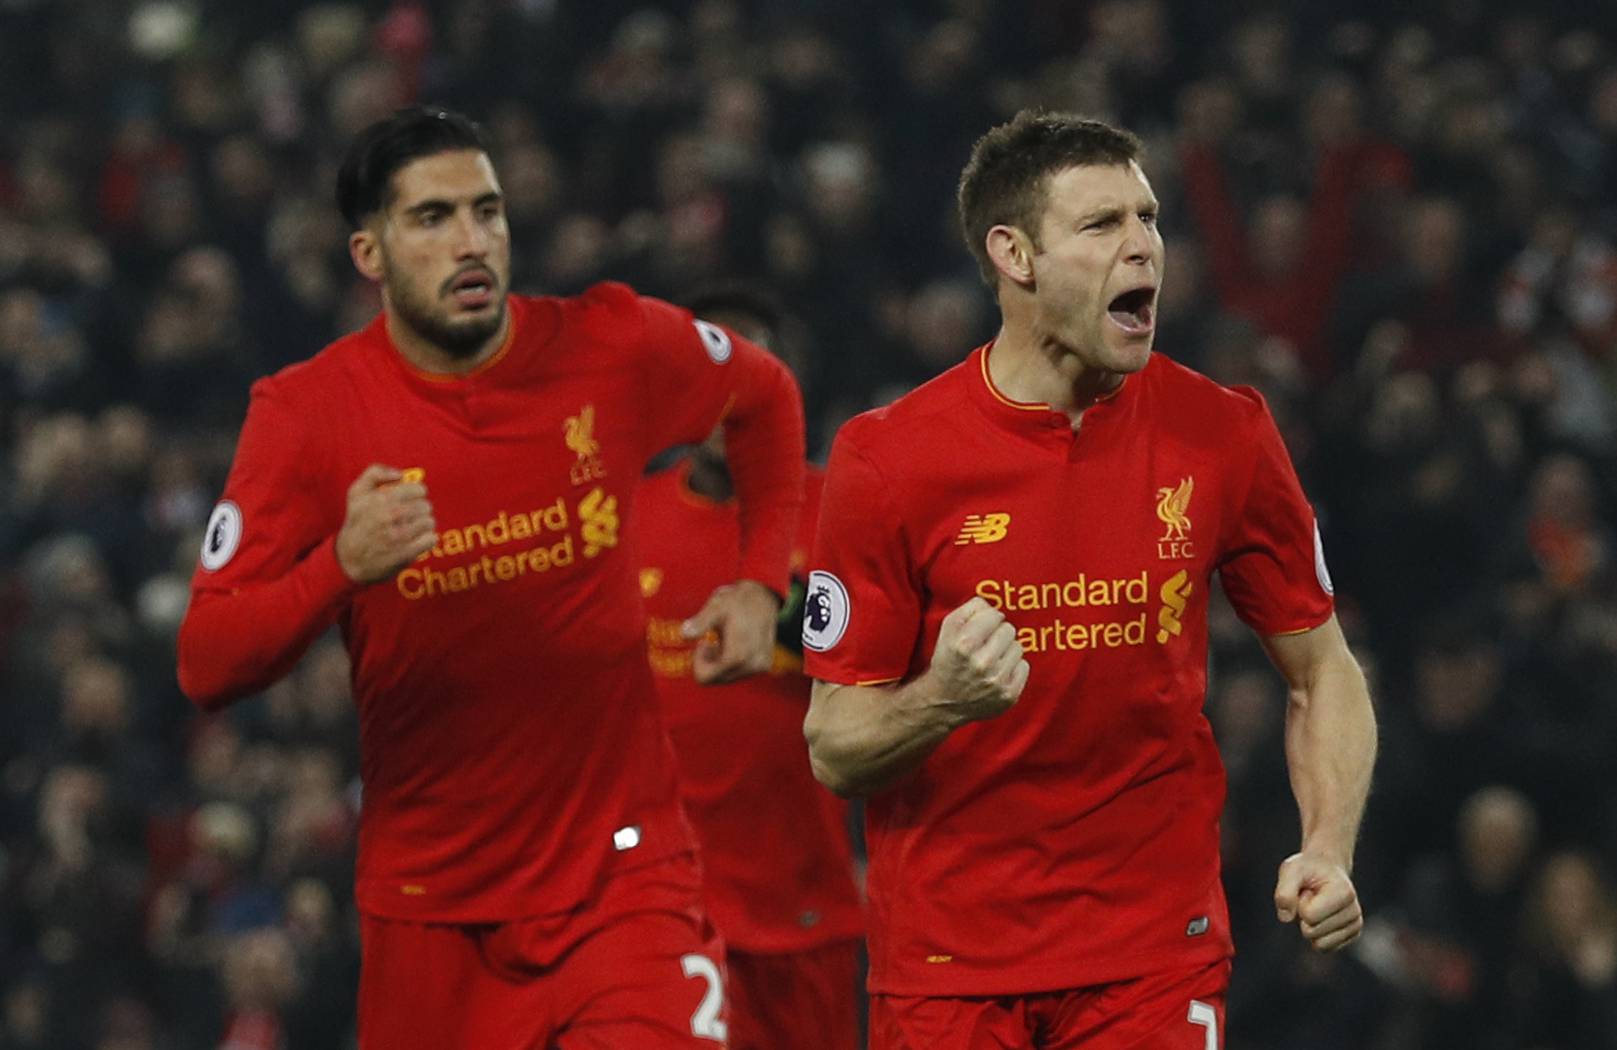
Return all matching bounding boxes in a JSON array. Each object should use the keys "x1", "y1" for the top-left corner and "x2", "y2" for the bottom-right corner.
[
  {"x1": 1298, "y1": 840, "x2": 1354, "y2": 872},
  {"x1": 333, "y1": 530, "x2": 361, "y2": 583},
  {"x1": 895, "y1": 670, "x2": 968, "y2": 735},
  {"x1": 313, "y1": 535, "x2": 368, "y2": 599},
  {"x1": 735, "y1": 577, "x2": 783, "y2": 610}
]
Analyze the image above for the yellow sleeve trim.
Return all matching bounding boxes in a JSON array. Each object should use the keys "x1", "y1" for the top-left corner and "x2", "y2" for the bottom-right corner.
[
  {"x1": 811, "y1": 674, "x2": 904, "y2": 688},
  {"x1": 1264, "y1": 609, "x2": 1335, "y2": 638}
]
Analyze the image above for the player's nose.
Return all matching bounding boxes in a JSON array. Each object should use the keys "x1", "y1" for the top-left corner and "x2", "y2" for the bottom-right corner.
[
  {"x1": 451, "y1": 209, "x2": 492, "y2": 259},
  {"x1": 1121, "y1": 217, "x2": 1154, "y2": 264}
]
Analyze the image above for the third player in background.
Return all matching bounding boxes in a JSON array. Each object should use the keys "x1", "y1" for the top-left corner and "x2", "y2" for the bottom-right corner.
[{"x1": 640, "y1": 286, "x2": 866, "y2": 1049}]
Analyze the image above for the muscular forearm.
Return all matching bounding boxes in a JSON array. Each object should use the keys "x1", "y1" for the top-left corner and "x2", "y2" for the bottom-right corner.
[
  {"x1": 177, "y1": 536, "x2": 358, "y2": 709},
  {"x1": 1283, "y1": 648, "x2": 1376, "y2": 868},
  {"x1": 804, "y1": 675, "x2": 959, "y2": 797}
]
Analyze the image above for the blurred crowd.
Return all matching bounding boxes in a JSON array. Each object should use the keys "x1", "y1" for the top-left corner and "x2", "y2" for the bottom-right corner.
[{"x1": 2, "y1": 0, "x2": 1617, "y2": 1047}]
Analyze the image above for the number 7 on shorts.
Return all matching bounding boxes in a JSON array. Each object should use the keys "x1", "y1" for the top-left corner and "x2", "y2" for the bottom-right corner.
[{"x1": 1188, "y1": 1000, "x2": 1218, "y2": 1050}]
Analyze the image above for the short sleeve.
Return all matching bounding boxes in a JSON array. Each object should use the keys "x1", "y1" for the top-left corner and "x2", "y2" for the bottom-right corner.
[
  {"x1": 1216, "y1": 390, "x2": 1335, "y2": 636},
  {"x1": 802, "y1": 431, "x2": 922, "y2": 685}
]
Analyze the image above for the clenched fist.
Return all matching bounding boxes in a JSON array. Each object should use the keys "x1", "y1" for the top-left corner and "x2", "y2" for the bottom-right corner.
[
  {"x1": 1275, "y1": 851, "x2": 1364, "y2": 953},
  {"x1": 920, "y1": 597, "x2": 1029, "y2": 727},
  {"x1": 335, "y1": 464, "x2": 437, "y2": 584}
]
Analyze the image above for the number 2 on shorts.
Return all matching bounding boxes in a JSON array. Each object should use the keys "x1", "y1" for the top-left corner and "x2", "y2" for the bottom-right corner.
[
  {"x1": 1187, "y1": 1000, "x2": 1218, "y2": 1050},
  {"x1": 680, "y1": 953, "x2": 728, "y2": 1042}
]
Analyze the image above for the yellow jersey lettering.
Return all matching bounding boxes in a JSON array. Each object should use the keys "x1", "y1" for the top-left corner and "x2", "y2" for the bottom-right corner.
[
  {"x1": 981, "y1": 572, "x2": 1150, "y2": 612},
  {"x1": 974, "y1": 565, "x2": 1193, "y2": 656},
  {"x1": 430, "y1": 497, "x2": 570, "y2": 560},
  {"x1": 647, "y1": 617, "x2": 688, "y2": 647},
  {"x1": 396, "y1": 502, "x2": 582, "y2": 601},
  {"x1": 648, "y1": 647, "x2": 693, "y2": 678},
  {"x1": 536, "y1": 497, "x2": 569, "y2": 532},
  {"x1": 1014, "y1": 614, "x2": 1152, "y2": 654}
]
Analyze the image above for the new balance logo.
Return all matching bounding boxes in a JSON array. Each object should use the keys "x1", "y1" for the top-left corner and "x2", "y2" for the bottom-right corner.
[{"x1": 955, "y1": 513, "x2": 1010, "y2": 545}]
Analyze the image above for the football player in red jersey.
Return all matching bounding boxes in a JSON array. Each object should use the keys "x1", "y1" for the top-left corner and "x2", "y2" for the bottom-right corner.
[
  {"x1": 177, "y1": 106, "x2": 805, "y2": 1049},
  {"x1": 802, "y1": 110, "x2": 1377, "y2": 1049},
  {"x1": 639, "y1": 286, "x2": 865, "y2": 1050}
]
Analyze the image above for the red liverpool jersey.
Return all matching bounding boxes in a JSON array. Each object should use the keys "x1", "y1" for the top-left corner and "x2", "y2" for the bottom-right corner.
[
  {"x1": 804, "y1": 346, "x2": 1333, "y2": 996},
  {"x1": 178, "y1": 283, "x2": 804, "y2": 922},
  {"x1": 638, "y1": 462, "x2": 865, "y2": 954}
]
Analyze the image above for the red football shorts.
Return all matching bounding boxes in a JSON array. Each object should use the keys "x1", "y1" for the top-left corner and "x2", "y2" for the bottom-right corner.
[
  {"x1": 726, "y1": 938, "x2": 863, "y2": 1050},
  {"x1": 870, "y1": 958, "x2": 1230, "y2": 1050},
  {"x1": 358, "y1": 858, "x2": 730, "y2": 1049}
]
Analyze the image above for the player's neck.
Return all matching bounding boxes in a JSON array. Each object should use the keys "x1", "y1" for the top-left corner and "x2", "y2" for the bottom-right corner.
[
  {"x1": 988, "y1": 326, "x2": 1123, "y2": 423},
  {"x1": 384, "y1": 307, "x2": 510, "y2": 376}
]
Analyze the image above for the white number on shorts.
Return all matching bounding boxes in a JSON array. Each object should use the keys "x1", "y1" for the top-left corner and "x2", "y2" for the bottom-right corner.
[
  {"x1": 680, "y1": 953, "x2": 728, "y2": 1042},
  {"x1": 1188, "y1": 1000, "x2": 1219, "y2": 1050}
]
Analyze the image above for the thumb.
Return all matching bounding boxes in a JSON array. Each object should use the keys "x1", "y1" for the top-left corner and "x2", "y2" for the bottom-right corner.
[
  {"x1": 350, "y1": 463, "x2": 402, "y2": 496},
  {"x1": 1275, "y1": 854, "x2": 1306, "y2": 923},
  {"x1": 682, "y1": 595, "x2": 724, "y2": 640},
  {"x1": 942, "y1": 597, "x2": 987, "y2": 633}
]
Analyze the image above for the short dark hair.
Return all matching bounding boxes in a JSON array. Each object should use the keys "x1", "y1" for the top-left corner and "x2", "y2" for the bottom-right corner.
[
  {"x1": 684, "y1": 282, "x2": 785, "y2": 343},
  {"x1": 957, "y1": 110, "x2": 1143, "y2": 287},
  {"x1": 336, "y1": 105, "x2": 492, "y2": 229}
]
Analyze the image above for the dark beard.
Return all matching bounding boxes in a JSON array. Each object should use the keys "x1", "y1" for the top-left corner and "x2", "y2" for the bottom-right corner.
[{"x1": 388, "y1": 274, "x2": 506, "y2": 360}]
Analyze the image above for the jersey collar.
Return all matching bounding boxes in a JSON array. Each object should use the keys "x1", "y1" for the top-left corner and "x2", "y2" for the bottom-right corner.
[
  {"x1": 968, "y1": 342, "x2": 1134, "y2": 439},
  {"x1": 376, "y1": 295, "x2": 523, "y2": 389}
]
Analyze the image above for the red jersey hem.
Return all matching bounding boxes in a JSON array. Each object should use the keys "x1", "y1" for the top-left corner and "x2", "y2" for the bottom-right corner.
[
  {"x1": 868, "y1": 940, "x2": 1233, "y2": 998},
  {"x1": 352, "y1": 842, "x2": 693, "y2": 924}
]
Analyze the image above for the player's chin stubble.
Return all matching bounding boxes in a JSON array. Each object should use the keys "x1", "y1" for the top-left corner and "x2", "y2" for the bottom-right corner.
[{"x1": 387, "y1": 270, "x2": 505, "y2": 360}]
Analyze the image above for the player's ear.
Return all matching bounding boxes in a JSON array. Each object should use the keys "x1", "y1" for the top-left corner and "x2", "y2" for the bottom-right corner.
[
  {"x1": 986, "y1": 225, "x2": 1036, "y2": 288},
  {"x1": 349, "y1": 226, "x2": 384, "y2": 282}
]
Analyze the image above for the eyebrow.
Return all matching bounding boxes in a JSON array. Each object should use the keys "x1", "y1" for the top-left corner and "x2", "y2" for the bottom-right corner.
[
  {"x1": 1075, "y1": 200, "x2": 1159, "y2": 225},
  {"x1": 402, "y1": 191, "x2": 504, "y2": 218}
]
